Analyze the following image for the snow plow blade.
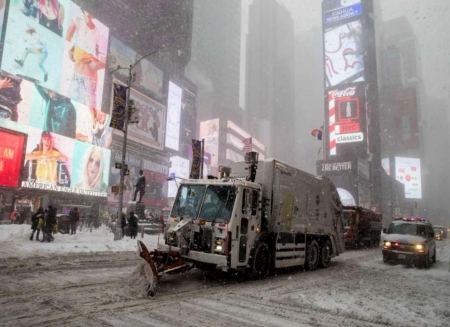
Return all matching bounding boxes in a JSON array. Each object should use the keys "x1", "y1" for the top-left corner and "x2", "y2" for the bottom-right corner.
[{"x1": 137, "y1": 240, "x2": 193, "y2": 296}]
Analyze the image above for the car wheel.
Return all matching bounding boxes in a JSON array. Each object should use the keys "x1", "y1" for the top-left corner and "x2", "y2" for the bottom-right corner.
[
  {"x1": 420, "y1": 252, "x2": 430, "y2": 269},
  {"x1": 319, "y1": 240, "x2": 332, "y2": 268},
  {"x1": 432, "y1": 248, "x2": 437, "y2": 263},
  {"x1": 305, "y1": 240, "x2": 320, "y2": 271}
]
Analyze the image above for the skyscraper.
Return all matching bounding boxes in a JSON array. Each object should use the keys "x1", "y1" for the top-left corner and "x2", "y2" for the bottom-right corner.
[{"x1": 245, "y1": 0, "x2": 296, "y2": 163}]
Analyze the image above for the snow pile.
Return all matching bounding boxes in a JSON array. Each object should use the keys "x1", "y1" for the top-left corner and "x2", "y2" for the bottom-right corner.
[
  {"x1": 0, "y1": 224, "x2": 160, "y2": 259},
  {"x1": 126, "y1": 263, "x2": 153, "y2": 298}
]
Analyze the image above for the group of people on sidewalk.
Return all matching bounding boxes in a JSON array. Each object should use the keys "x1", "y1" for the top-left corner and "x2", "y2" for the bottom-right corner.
[
  {"x1": 116, "y1": 211, "x2": 138, "y2": 239},
  {"x1": 30, "y1": 206, "x2": 58, "y2": 242}
]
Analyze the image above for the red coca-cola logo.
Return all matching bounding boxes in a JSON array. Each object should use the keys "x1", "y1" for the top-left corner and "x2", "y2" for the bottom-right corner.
[{"x1": 333, "y1": 87, "x2": 356, "y2": 98}]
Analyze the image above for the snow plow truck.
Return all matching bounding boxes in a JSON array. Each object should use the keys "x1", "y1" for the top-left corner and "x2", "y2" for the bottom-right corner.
[{"x1": 138, "y1": 152, "x2": 345, "y2": 296}]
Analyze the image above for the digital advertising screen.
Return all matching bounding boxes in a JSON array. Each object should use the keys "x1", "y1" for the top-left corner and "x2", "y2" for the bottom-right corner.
[
  {"x1": 395, "y1": 157, "x2": 422, "y2": 199},
  {"x1": 167, "y1": 156, "x2": 190, "y2": 198},
  {"x1": 0, "y1": 128, "x2": 26, "y2": 188},
  {"x1": 0, "y1": 0, "x2": 6, "y2": 40},
  {"x1": 2, "y1": 0, "x2": 109, "y2": 111},
  {"x1": 324, "y1": 20, "x2": 365, "y2": 88},
  {"x1": 327, "y1": 84, "x2": 367, "y2": 156},
  {"x1": 165, "y1": 81, "x2": 182, "y2": 151},
  {"x1": 0, "y1": 119, "x2": 111, "y2": 197},
  {"x1": 6, "y1": 77, "x2": 113, "y2": 149},
  {"x1": 108, "y1": 37, "x2": 164, "y2": 99},
  {"x1": 323, "y1": 0, "x2": 362, "y2": 25},
  {"x1": 199, "y1": 118, "x2": 220, "y2": 168}
]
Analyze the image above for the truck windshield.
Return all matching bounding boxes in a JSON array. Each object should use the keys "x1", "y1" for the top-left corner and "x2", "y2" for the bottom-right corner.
[
  {"x1": 171, "y1": 185, "x2": 206, "y2": 219},
  {"x1": 387, "y1": 223, "x2": 427, "y2": 237},
  {"x1": 198, "y1": 185, "x2": 236, "y2": 223}
]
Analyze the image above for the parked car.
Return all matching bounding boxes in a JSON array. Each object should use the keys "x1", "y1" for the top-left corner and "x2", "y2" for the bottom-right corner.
[{"x1": 382, "y1": 217, "x2": 436, "y2": 268}]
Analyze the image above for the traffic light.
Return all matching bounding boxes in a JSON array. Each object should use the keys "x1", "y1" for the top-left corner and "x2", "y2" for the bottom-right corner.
[{"x1": 112, "y1": 185, "x2": 119, "y2": 195}]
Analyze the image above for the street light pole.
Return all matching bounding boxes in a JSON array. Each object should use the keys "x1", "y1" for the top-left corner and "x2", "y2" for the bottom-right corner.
[{"x1": 113, "y1": 50, "x2": 158, "y2": 241}]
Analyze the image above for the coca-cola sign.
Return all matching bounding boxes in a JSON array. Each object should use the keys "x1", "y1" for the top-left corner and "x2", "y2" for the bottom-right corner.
[{"x1": 333, "y1": 87, "x2": 357, "y2": 98}]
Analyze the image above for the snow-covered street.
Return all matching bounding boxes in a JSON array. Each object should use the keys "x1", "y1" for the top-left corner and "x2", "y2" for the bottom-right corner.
[{"x1": 0, "y1": 225, "x2": 449, "y2": 327}]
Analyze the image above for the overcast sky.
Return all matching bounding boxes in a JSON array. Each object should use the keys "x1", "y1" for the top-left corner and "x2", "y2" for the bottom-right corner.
[{"x1": 240, "y1": 0, "x2": 450, "y2": 107}]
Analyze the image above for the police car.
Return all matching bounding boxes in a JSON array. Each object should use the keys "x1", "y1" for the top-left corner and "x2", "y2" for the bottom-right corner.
[{"x1": 382, "y1": 217, "x2": 436, "y2": 268}]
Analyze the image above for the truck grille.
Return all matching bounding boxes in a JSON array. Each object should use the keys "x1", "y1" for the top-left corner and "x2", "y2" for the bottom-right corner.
[
  {"x1": 391, "y1": 243, "x2": 414, "y2": 252},
  {"x1": 190, "y1": 228, "x2": 213, "y2": 253}
]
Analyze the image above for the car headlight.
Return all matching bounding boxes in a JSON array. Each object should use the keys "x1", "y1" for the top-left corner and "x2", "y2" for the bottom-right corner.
[
  {"x1": 414, "y1": 244, "x2": 425, "y2": 252},
  {"x1": 383, "y1": 241, "x2": 391, "y2": 249}
]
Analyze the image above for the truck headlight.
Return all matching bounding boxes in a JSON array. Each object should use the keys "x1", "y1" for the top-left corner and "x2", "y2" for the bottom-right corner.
[
  {"x1": 414, "y1": 244, "x2": 425, "y2": 252},
  {"x1": 214, "y1": 239, "x2": 225, "y2": 253},
  {"x1": 383, "y1": 241, "x2": 391, "y2": 249}
]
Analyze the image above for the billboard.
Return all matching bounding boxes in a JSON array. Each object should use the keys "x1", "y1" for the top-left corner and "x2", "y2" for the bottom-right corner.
[
  {"x1": 327, "y1": 84, "x2": 367, "y2": 156},
  {"x1": 3, "y1": 0, "x2": 109, "y2": 111},
  {"x1": 165, "y1": 81, "x2": 182, "y2": 151},
  {"x1": 199, "y1": 119, "x2": 219, "y2": 168},
  {"x1": 395, "y1": 157, "x2": 422, "y2": 199},
  {"x1": 0, "y1": 120, "x2": 111, "y2": 197},
  {"x1": 168, "y1": 156, "x2": 190, "y2": 198},
  {"x1": 0, "y1": 128, "x2": 26, "y2": 188},
  {"x1": 108, "y1": 37, "x2": 163, "y2": 99},
  {"x1": 324, "y1": 20, "x2": 365, "y2": 88},
  {"x1": 9, "y1": 78, "x2": 113, "y2": 149},
  {"x1": 323, "y1": 0, "x2": 362, "y2": 25}
]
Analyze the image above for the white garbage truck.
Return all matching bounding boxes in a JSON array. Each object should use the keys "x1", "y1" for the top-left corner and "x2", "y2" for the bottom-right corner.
[{"x1": 138, "y1": 152, "x2": 345, "y2": 295}]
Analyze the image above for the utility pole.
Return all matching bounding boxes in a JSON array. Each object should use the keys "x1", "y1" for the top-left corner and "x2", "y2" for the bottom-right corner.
[{"x1": 113, "y1": 50, "x2": 158, "y2": 240}]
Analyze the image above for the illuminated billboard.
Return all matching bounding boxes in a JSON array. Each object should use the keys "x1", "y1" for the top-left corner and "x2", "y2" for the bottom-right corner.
[
  {"x1": 0, "y1": 128, "x2": 26, "y2": 188},
  {"x1": 199, "y1": 119, "x2": 219, "y2": 167},
  {"x1": 395, "y1": 157, "x2": 422, "y2": 199},
  {"x1": 323, "y1": 0, "x2": 362, "y2": 24},
  {"x1": 108, "y1": 37, "x2": 163, "y2": 98},
  {"x1": 165, "y1": 82, "x2": 182, "y2": 151},
  {"x1": 327, "y1": 84, "x2": 367, "y2": 156},
  {"x1": 0, "y1": 120, "x2": 110, "y2": 197},
  {"x1": 168, "y1": 156, "x2": 190, "y2": 198},
  {"x1": 324, "y1": 20, "x2": 365, "y2": 88},
  {"x1": 3, "y1": 0, "x2": 109, "y2": 111}
]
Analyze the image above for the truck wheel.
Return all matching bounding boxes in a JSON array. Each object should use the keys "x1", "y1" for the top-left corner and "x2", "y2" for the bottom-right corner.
[
  {"x1": 305, "y1": 240, "x2": 319, "y2": 271},
  {"x1": 319, "y1": 240, "x2": 331, "y2": 268},
  {"x1": 250, "y1": 242, "x2": 271, "y2": 279}
]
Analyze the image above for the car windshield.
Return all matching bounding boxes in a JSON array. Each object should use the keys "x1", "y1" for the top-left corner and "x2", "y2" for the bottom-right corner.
[
  {"x1": 198, "y1": 185, "x2": 236, "y2": 223},
  {"x1": 387, "y1": 223, "x2": 427, "y2": 237}
]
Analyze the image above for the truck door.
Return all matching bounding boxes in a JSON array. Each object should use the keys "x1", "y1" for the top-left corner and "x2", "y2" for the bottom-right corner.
[{"x1": 237, "y1": 188, "x2": 259, "y2": 265}]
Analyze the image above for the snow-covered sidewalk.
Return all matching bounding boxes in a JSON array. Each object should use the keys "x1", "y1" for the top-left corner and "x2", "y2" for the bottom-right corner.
[{"x1": 0, "y1": 224, "x2": 160, "y2": 259}]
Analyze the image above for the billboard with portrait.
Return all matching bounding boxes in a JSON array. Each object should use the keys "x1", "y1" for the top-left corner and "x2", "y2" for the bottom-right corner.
[
  {"x1": 0, "y1": 119, "x2": 110, "y2": 197},
  {"x1": 0, "y1": 128, "x2": 26, "y2": 188},
  {"x1": 2, "y1": 0, "x2": 109, "y2": 111},
  {"x1": 323, "y1": 0, "x2": 362, "y2": 25},
  {"x1": 11, "y1": 78, "x2": 113, "y2": 149},
  {"x1": 324, "y1": 20, "x2": 364, "y2": 88},
  {"x1": 165, "y1": 81, "x2": 182, "y2": 151},
  {"x1": 199, "y1": 119, "x2": 219, "y2": 168},
  {"x1": 395, "y1": 157, "x2": 422, "y2": 199},
  {"x1": 128, "y1": 87, "x2": 166, "y2": 150},
  {"x1": 327, "y1": 83, "x2": 367, "y2": 156},
  {"x1": 108, "y1": 37, "x2": 163, "y2": 99}
]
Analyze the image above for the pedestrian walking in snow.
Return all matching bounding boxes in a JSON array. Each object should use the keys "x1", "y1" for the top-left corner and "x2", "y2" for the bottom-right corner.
[
  {"x1": 69, "y1": 207, "x2": 79, "y2": 234},
  {"x1": 128, "y1": 211, "x2": 138, "y2": 239},
  {"x1": 41, "y1": 206, "x2": 57, "y2": 242},
  {"x1": 30, "y1": 207, "x2": 44, "y2": 241},
  {"x1": 120, "y1": 213, "x2": 126, "y2": 238}
]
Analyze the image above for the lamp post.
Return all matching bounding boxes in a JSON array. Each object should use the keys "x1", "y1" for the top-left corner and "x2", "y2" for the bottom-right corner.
[{"x1": 113, "y1": 50, "x2": 158, "y2": 240}]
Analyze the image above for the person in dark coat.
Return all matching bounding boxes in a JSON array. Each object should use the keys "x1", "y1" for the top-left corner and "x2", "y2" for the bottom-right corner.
[
  {"x1": 42, "y1": 205, "x2": 57, "y2": 242},
  {"x1": 30, "y1": 207, "x2": 44, "y2": 241},
  {"x1": 128, "y1": 211, "x2": 138, "y2": 239},
  {"x1": 120, "y1": 213, "x2": 127, "y2": 238},
  {"x1": 69, "y1": 207, "x2": 79, "y2": 234}
]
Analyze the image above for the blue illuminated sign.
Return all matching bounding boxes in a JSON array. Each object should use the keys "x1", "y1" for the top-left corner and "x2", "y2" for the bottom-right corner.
[{"x1": 324, "y1": 3, "x2": 362, "y2": 24}]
